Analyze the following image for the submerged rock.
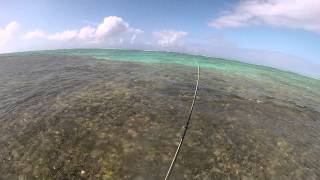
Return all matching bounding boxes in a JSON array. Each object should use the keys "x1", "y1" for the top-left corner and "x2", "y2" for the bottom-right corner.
[{"x1": 0, "y1": 54, "x2": 319, "y2": 179}]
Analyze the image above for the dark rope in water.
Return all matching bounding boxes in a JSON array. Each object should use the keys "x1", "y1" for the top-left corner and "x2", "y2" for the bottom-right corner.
[{"x1": 164, "y1": 65, "x2": 200, "y2": 180}]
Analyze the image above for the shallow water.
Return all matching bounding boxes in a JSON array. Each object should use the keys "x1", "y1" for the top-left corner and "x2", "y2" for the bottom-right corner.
[
  {"x1": 0, "y1": 50, "x2": 320, "y2": 179},
  {"x1": 9, "y1": 49, "x2": 320, "y2": 112}
]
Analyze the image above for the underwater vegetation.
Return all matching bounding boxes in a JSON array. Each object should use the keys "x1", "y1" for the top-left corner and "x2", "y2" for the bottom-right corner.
[{"x1": 0, "y1": 50, "x2": 320, "y2": 179}]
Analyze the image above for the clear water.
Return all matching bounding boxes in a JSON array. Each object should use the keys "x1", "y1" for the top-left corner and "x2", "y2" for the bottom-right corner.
[
  {"x1": 7, "y1": 49, "x2": 320, "y2": 111},
  {"x1": 1, "y1": 50, "x2": 320, "y2": 179}
]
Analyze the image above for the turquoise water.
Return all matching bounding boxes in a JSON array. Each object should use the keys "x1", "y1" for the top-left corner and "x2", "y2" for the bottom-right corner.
[
  {"x1": 8, "y1": 49, "x2": 319, "y2": 80},
  {"x1": 4, "y1": 48, "x2": 320, "y2": 110}
]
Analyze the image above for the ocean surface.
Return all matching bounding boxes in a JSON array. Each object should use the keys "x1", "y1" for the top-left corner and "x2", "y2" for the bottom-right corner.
[
  {"x1": 0, "y1": 49, "x2": 320, "y2": 179},
  {"x1": 9, "y1": 49, "x2": 320, "y2": 111}
]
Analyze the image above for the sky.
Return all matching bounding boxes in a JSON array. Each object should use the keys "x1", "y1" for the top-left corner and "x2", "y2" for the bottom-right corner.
[{"x1": 0, "y1": 0, "x2": 320, "y2": 78}]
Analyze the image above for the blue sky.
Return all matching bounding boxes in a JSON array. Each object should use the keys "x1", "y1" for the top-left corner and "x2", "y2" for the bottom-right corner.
[{"x1": 0, "y1": 0, "x2": 320, "y2": 77}]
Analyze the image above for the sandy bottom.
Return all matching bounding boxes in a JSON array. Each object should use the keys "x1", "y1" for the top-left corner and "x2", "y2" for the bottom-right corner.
[{"x1": 0, "y1": 56, "x2": 319, "y2": 179}]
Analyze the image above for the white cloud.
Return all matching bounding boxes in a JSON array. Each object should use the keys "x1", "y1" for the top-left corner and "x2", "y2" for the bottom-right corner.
[
  {"x1": 78, "y1": 26, "x2": 95, "y2": 40},
  {"x1": 48, "y1": 30, "x2": 78, "y2": 41},
  {"x1": 153, "y1": 30, "x2": 188, "y2": 46},
  {"x1": 23, "y1": 29, "x2": 45, "y2": 39},
  {"x1": 42, "y1": 16, "x2": 142, "y2": 43},
  {"x1": 209, "y1": 0, "x2": 320, "y2": 33},
  {"x1": 96, "y1": 16, "x2": 130, "y2": 40},
  {"x1": 130, "y1": 34, "x2": 137, "y2": 44},
  {"x1": 0, "y1": 21, "x2": 19, "y2": 46}
]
